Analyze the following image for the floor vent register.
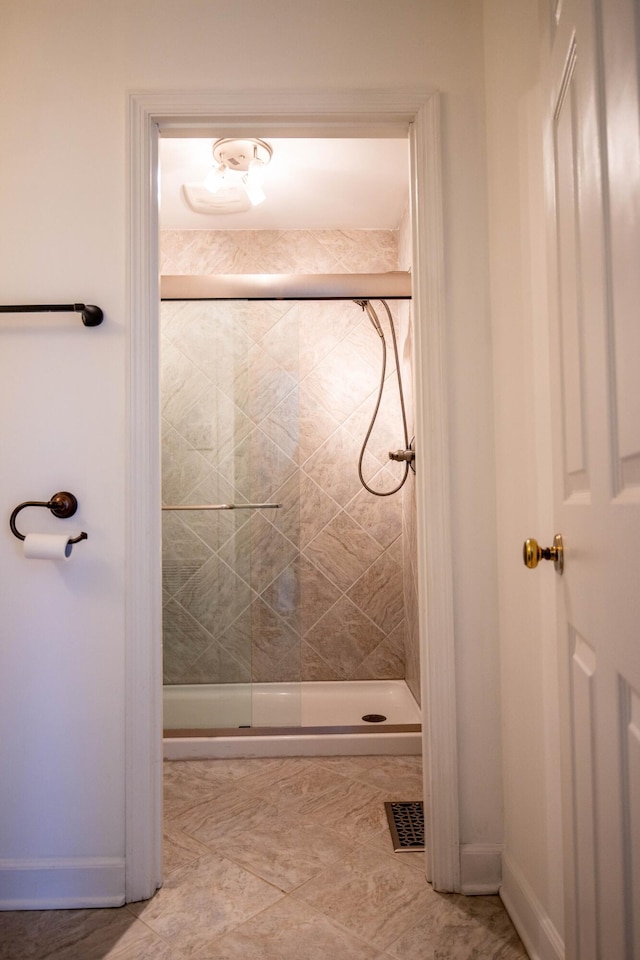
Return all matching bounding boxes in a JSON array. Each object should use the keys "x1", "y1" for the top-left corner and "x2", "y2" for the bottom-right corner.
[{"x1": 384, "y1": 801, "x2": 425, "y2": 852}]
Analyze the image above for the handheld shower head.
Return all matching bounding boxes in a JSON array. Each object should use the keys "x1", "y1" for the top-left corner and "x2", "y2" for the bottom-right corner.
[{"x1": 355, "y1": 299, "x2": 412, "y2": 496}]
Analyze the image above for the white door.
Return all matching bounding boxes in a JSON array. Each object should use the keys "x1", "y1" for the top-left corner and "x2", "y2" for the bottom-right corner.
[{"x1": 544, "y1": 0, "x2": 640, "y2": 956}]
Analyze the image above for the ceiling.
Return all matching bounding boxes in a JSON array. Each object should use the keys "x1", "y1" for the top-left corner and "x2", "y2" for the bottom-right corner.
[{"x1": 158, "y1": 137, "x2": 410, "y2": 231}]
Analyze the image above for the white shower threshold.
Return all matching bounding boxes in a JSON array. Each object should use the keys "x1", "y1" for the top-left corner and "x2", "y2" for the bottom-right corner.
[{"x1": 163, "y1": 679, "x2": 422, "y2": 759}]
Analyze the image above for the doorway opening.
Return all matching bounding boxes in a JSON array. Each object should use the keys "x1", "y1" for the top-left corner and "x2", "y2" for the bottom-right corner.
[
  {"x1": 157, "y1": 134, "x2": 421, "y2": 755},
  {"x1": 126, "y1": 90, "x2": 457, "y2": 900}
]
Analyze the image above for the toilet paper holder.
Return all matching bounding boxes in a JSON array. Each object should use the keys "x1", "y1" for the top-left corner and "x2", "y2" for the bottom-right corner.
[{"x1": 9, "y1": 491, "x2": 88, "y2": 544}]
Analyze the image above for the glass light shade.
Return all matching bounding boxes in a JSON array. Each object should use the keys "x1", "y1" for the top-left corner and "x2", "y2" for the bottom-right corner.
[
  {"x1": 243, "y1": 158, "x2": 266, "y2": 205},
  {"x1": 203, "y1": 162, "x2": 228, "y2": 194}
]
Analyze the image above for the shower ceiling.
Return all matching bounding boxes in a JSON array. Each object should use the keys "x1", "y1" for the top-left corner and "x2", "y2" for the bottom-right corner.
[{"x1": 159, "y1": 137, "x2": 410, "y2": 231}]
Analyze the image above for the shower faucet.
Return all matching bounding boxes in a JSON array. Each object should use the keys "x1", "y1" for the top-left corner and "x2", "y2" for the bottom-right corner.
[
  {"x1": 389, "y1": 448, "x2": 415, "y2": 463},
  {"x1": 388, "y1": 442, "x2": 416, "y2": 473}
]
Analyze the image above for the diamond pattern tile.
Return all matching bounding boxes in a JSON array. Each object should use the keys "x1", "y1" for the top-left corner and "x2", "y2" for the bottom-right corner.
[
  {"x1": 296, "y1": 300, "x2": 361, "y2": 378},
  {"x1": 160, "y1": 228, "x2": 419, "y2": 689},
  {"x1": 298, "y1": 384, "x2": 341, "y2": 464},
  {"x1": 256, "y1": 309, "x2": 301, "y2": 377},
  {"x1": 353, "y1": 622, "x2": 405, "y2": 681},
  {"x1": 162, "y1": 598, "x2": 215, "y2": 683},
  {"x1": 347, "y1": 552, "x2": 404, "y2": 634},
  {"x1": 298, "y1": 555, "x2": 342, "y2": 633},
  {"x1": 185, "y1": 636, "x2": 251, "y2": 685},
  {"x1": 175, "y1": 554, "x2": 253, "y2": 637},
  {"x1": 172, "y1": 303, "x2": 254, "y2": 403},
  {"x1": 258, "y1": 389, "x2": 301, "y2": 463},
  {"x1": 303, "y1": 338, "x2": 378, "y2": 424},
  {"x1": 301, "y1": 640, "x2": 343, "y2": 681},
  {"x1": 250, "y1": 598, "x2": 301, "y2": 682},
  {"x1": 259, "y1": 561, "x2": 301, "y2": 629},
  {"x1": 344, "y1": 481, "x2": 402, "y2": 550},
  {"x1": 303, "y1": 425, "x2": 378, "y2": 508},
  {"x1": 240, "y1": 343, "x2": 297, "y2": 423},
  {"x1": 174, "y1": 385, "x2": 252, "y2": 465},
  {"x1": 304, "y1": 596, "x2": 385, "y2": 680},
  {"x1": 162, "y1": 424, "x2": 215, "y2": 505},
  {"x1": 160, "y1": 338, "x2": 211, "y2": 428},
  {"x1": 162, "y1": 512, "x2": 214, "y2": 596},
  {"x1": 218, "y1": 428, "x2": 297, "y2": 504},
  {"x1": 305, "y1": 511, "x2": 383, "y2": 592},
  {"x1": 218, "y1": 515, "x2": 299, "y2": 595},
  {"x1": 178, "y1": 471, "x2": 249, "y2": 553},
  {"x1": 297, "y1": 473, "x2": 341, "y2": 546},
  {"x1": 244, "y1": 298, "x2": 289, "y2": 344}
]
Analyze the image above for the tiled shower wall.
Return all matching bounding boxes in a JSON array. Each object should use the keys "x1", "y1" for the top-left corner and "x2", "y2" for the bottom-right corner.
[{"x1": 160, "y1": 228, "x2": 419, "y2": 698}]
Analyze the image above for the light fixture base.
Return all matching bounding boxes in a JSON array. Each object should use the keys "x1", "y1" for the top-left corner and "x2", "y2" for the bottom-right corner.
[{"x1": 212, "y1": 138, "x2": 272, "y2": 171}]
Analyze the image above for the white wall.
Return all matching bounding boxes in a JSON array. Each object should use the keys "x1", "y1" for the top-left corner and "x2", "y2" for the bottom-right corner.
[
  {"x1": 484, "y1": 1, "x2": 565, "y2": 956},
  {"x1": 0, "y1": 0, "x2": 501, "y2": 905}
]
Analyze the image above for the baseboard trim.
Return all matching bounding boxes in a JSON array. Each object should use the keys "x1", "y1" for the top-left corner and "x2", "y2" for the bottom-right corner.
[
  {"x1": 500, "y1": 852, "x2": 564, "y2": 960},
  {"x1": 0, "y1": 858, "x2": 126, "y2": 910},
  {"x1": 459, "y1": 843, "x2": 503, "y2": 894}
]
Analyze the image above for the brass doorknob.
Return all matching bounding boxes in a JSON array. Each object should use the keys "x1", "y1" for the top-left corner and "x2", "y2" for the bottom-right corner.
[{"x1": 523, "y1": 534, "x2": 564, "y2": 575}]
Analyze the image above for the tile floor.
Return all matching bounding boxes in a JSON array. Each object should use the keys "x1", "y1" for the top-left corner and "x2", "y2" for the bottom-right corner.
[{"x1": 0, "y1": 755, "x2": 529, "y2": 959}]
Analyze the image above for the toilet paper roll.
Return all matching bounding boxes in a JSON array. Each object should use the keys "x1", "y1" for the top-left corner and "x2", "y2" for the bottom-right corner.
[{"x1": 23, "y1": 533, "x2": 73, "y2": 561}]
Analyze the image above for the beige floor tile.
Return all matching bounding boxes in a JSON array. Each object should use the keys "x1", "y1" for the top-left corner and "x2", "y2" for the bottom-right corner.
[
  {"x1": 163, "y1": 761, "x2": 230, "y2": 814},
  {"x1": 346, "y1": 756, "x2": 424, "y2": 799},
  {"x1": 175, "y1": 781, "x2": 359, "y2": 893},
  {"x1": 385, "y1": 892, "x2": 529, "y2": 959},
  {"x1": 0, "y1": 907, "x2": 178, "y2": 960},
  {"x1": 99, "y1": 916, "x2": 182, "y2": 959},
  {"x1": 204, "y1": 898, "x2": 389, "y2": 960},
  {"x1": 211, "y1": 806, "x2": 359, "y2": 892},
  {"x1": 293, "y1": 777, "x2": 389, "y2": 842},
  {"x1": 291, "y1": 844, "x2": 437, "y2": 950},
  {"x1": 128, "y1": 853, "x2": 283, "y2": 957},
  {"x1": 172, "y1": 789, "x2": 268, "y2": 844},
  {"x1": 2, "y1": 758, "x2": 528, "y2": 960},
  {"x1": 307, "y1": 755, "x2": 392, "y2": 777},
  {"x1": 236, "y1": 758, "x2": 353, "y2": 811},
  {"x1": 162, "y1": 758, "x2": 281, "y2": 824},
  {"x1": 163, "y1": 825, "x2": 212, "y2": 877},
  {"x1": 165, "y1": 757, "x2": 311, "y2": 794}
]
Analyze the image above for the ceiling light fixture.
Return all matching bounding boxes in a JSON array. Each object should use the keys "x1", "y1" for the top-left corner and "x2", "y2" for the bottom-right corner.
[
  {"x1": 209, "y1": 138, "x2": 272, "y2": 205},
  {"x1": 183, "y1": 138, "x2": 273, "y2": 215}
]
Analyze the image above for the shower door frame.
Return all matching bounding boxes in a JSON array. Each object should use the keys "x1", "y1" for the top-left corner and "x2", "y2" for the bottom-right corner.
[{"x1": 126, "y1": 89, "x2": 459, "y2": 899}]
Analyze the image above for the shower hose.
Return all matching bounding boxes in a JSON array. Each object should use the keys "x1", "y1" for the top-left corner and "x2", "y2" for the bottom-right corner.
[{"x1": 354, "y1": 298, "x2": 411, "y2": 497}]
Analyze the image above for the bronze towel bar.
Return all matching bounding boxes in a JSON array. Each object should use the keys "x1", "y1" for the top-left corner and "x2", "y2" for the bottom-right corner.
[{"x1": 0, "y1": 303, "x2": 103, "y2": 326}]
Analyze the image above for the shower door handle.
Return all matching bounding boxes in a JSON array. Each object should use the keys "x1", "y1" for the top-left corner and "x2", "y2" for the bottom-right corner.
[{"x1": 162, "y1": 503, "x2": 282, "y2": 511}]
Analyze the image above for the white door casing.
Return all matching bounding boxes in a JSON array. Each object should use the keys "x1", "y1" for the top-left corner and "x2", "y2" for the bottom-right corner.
[
  {"x1": 545, "y1": 1, "x2": 640, "y2": 956},
  {"x1": 126, "y1": 90, "x2": 459, "y2": 900}
]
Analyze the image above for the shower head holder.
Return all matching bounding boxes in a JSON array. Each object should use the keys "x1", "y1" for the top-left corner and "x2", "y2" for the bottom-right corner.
[{"x1": 388, "y1": 439, "x2": 416, "y2": 473}]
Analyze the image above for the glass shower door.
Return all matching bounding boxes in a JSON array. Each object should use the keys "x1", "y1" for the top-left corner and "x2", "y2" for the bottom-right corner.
[{"x1": 161, "y1": 298, "x2": 301, "y2": 731}]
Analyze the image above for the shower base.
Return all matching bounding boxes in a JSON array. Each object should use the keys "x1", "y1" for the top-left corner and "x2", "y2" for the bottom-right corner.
[{"x1": 163, "y1": 679, "x2": 421, "y2": 759}]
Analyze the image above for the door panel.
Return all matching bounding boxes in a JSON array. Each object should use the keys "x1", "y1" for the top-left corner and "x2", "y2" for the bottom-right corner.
[
  {"x1": 624, "y1": 685, "x2": 640, "y2": 952},
  {"x1": 546, "y1": 0, "x2": 640, "y2": 956},
  {"x1": 569, "y1": 631, "x2": 597, "y2": 960},
  {"x1": 600, "y1": 0, "x2": 640, "y2": 492},
  {"x1": 553, "y1": 39, "x2": 590, "y2": 499}
]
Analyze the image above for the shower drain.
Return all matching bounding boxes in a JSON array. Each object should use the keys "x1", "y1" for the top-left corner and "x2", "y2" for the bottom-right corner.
[
  {"x1": 384, "y1": 801, "x2": 425, "y2": 852},
  {"x1": 362, "y1": 713, "x2": 387, "y2": 722}
]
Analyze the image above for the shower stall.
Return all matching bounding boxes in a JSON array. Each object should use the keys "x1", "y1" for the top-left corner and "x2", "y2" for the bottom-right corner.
[{"x1": 159, "y1": 231, "x2": 421, "y2": 758}]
